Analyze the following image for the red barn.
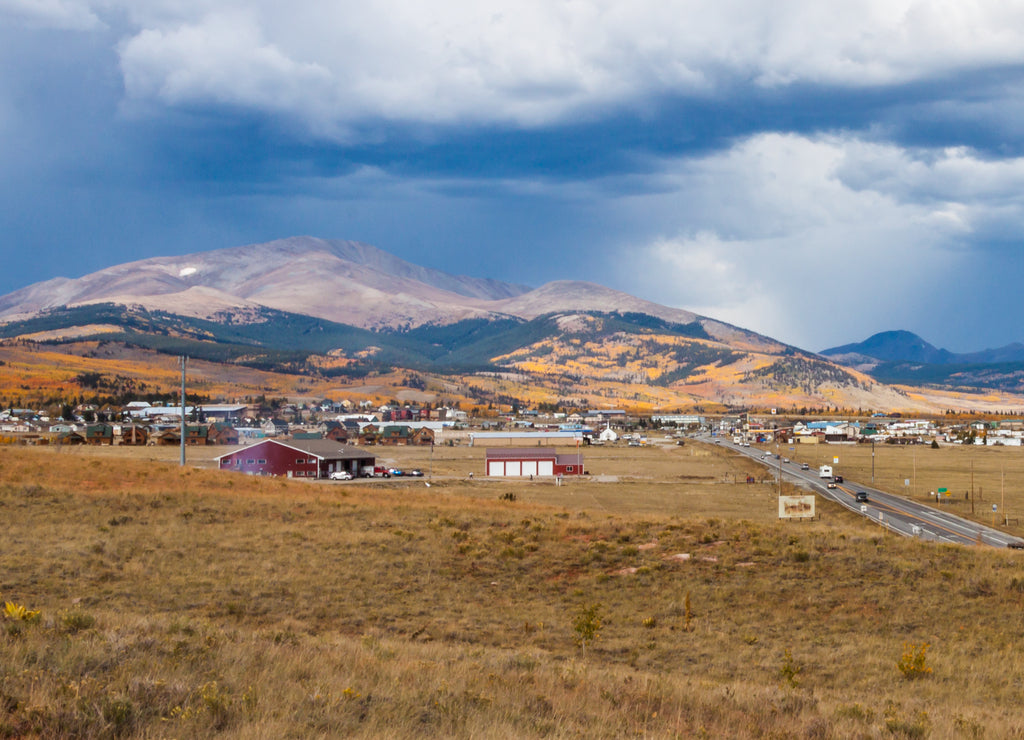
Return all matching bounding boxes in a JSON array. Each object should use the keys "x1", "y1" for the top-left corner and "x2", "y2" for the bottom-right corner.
[
  {"x1": 215, "y1": 439, "x2": 375, "y2": 479},
  {"x1": 484, "y1": 448, "x2": 584, "y2": 477}
]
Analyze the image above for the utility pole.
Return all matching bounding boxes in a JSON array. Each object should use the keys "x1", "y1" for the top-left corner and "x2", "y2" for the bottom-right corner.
[
  {"x1": 970, "y1": 457, "x2": 975, "y2": 514},
  {"x1": 179, "y1": 355, "x2": 187, "y2": 467},
  {"x1": 871, "y1": 439, "x2": 875, "y2": 484},
  {"x1": 777, "y1": 437, "x2": 782, "y2": 499}
]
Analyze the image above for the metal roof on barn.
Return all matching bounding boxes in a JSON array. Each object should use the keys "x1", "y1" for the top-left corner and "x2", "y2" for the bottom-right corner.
[
  {"x1": 214, "y1": 438, "x2": 373, "y2": 461},
  {"x1": 486, "y1": 448, "x2": 560, "y2": 460}
]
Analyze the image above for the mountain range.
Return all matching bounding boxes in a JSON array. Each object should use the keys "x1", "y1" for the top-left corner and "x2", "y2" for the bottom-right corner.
[
  {"x1": 821, "y1": 331, "x2": 1024, "y2": 393},
  {"x1": 1, "y1": 237, "x2": 1023, "y2": 412},
  {"x1": 0, "y1": 236, "x2": 750, "y2": 340}
]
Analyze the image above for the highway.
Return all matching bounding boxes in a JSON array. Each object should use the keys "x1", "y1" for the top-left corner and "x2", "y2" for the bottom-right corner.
[{"x1": 705, "y1": 437, "x2": 1024, "y2": 548}]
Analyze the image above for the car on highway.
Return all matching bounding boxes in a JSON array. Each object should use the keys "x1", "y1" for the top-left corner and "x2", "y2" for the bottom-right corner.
[
  {"x1": 1008, "y1": 541, "x2": 1024, "y2": 549},
  {"x1": 834, "y1": 475, "x2": 844, "y2": 483},
  {"x1": 855, "y1": 491, "x2": 870, "y2": 503},
  {"x1": 827, "y1": 481, "x2": 837, "y2": 489},
  {"x1": 800, "y1": 463, "x2": 809, "y2": 470},
  {"x1": 329, "y1": 470, "x2": 353, "y2": 481}
]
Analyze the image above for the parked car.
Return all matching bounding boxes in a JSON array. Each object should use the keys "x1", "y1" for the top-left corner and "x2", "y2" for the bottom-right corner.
[
  {"x1": 329, "y1": 470, "x2": 353, "y2": 481},
  {"x1": 408, "y1": 469, "x2": 424, "y2": 477},
  {"x1": 388, "y1": 468, "x2": 404, "y2": 477}
]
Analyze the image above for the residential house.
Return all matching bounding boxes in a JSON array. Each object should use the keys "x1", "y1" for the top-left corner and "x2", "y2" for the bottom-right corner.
[
  {"x1": 262, "y1": 418, "x2": 290, "y2": 437},
  {"x1": 84, "y1": 423, "x2": 115, "y2": 445},
  {"x1": 379, "y1": 425, "x2": 414, "y2": 445},
  {"x1": 321, "y1": 421, "x2": 349, "y2": 443},
  {"x1": 206, "y1": 422, "x2": 239, "y2": 446},
  {"x1": 358, "y1": 424, "x2": 380, "y2": 445},
  {"x1": 119, "y1": 425, "x2": 150, "y2": 446}
]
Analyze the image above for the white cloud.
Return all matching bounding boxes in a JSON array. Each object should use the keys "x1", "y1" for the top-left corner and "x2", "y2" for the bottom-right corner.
[
  {"x1": 118, "y1": 10, "x2": 336, "y2": 123},
  {"x1": 613, "y1": 133, "x2": 1024, "y2": 349},
  {"x1": 0, "y1": 0, "x2": 102, "y2": 30},
  {"x1": 27, "y1": 0, "x2": 1024, "y2": 130}
]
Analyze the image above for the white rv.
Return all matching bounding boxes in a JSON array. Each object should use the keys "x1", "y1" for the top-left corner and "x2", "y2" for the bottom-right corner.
[{"x1": 819, "y1": 465, "x2": 833, "y2": 479}]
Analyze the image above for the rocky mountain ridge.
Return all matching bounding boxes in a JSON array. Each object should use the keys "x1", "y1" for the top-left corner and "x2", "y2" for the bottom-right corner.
[{"x1": 0, "y1": 236, "x2": 776, "y2": 350}]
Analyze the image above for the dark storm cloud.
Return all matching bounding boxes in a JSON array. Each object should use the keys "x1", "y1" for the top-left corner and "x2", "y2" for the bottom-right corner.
[{"x1": 4, "y1": 1, "x2": 1024, "y2": 351}]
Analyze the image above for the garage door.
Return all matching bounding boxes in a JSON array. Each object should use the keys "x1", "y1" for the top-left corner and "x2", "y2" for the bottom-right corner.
[
  {"x1": 488, "y1": 461, "x2": 505, "y2": 477},
  {"x1": 521, "y1": 461, "x2": 538, "y2": 477},
  {"x1": 538, "y1": 460, "x2": 554, "y2": 476},
  {"x1": 505, "y1": 461, "x2": 521, "y2": 477}
]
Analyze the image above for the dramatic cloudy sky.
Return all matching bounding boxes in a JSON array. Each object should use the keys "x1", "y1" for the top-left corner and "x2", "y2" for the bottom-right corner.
[{"x1": 4, "y1": 0, "x2": 1024, "y2": 351}]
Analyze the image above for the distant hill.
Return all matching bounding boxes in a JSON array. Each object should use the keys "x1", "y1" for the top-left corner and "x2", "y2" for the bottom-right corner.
[
  {"x1": 822, "y1": 330, "x2": 1024, "y2": 394},
  {"x1": 822, "y1": 330, "x2": 955, "y2": 365}
]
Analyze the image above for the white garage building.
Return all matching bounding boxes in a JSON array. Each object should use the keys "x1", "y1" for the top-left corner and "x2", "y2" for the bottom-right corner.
[{"x1": 485, "y1": 448, "x2": 584, "y2": 477}]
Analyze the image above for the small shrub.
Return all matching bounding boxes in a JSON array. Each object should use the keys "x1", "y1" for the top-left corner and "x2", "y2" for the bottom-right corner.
[
  {"x1": 61, "y1": 610, "x2": 96, "y2": 633},
  {"x1": 896, "y1": 642, "x2": 932, "y2": 679},
  {"x1": 884, "y1": 701, "x2": 930, "y2": 738},
  {"x1": 779, "y1": 648, "x2": 802, "y2": 688},
  {"x1": 954, "y1": 713, "x2": 984, "y2": 739},
  {"x1": 572, "y1": 603, "x2": 602, "y2": 655},
  {"x1": 102, "y1": 696, "x2": 135, "y2": 736},
  {"x1": 499, "y1": 492, "x2": 517, "y2": 502},
  {"x1": 200, "y1": 681, "x2": 233, "y2": 730},
  {"x1": 642, "y1": 616, "x2": 657, "y2": 628},
  {"x1": 834, "y1": 703, "x2": 874, "y2": 723},
  {"x1": 3, "y1": 601, "x2": 41, "y2": 623}
]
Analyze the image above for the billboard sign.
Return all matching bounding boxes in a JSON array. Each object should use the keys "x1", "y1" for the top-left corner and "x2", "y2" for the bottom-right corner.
[{"x1": 779, "y1": 495, "x2": 816, "y2": 519}]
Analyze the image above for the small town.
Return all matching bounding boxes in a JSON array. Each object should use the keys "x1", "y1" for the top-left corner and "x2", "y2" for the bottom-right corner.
[{"x1": 1, "y1": 398, "x2": 1020, "y2": 456}]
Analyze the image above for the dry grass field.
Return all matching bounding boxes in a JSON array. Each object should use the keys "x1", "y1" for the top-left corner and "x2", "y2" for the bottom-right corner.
[{"x1": 3, "y1": 441, "x2": 1024, "y2": 738}]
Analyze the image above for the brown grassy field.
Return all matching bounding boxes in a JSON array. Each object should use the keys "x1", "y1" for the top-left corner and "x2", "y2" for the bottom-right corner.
[{"x1": 3, "y1": 442, "x2": 1024, "y2": 738}]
